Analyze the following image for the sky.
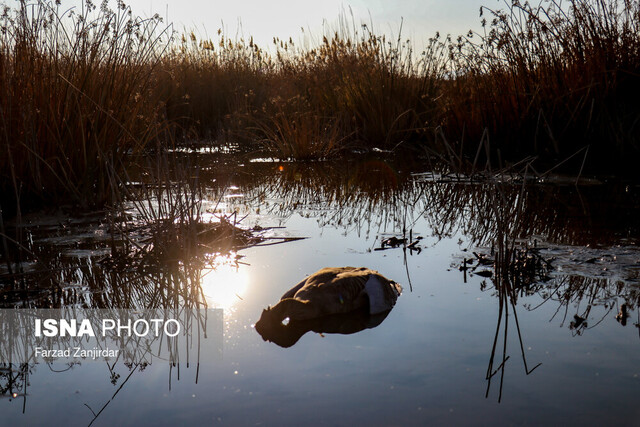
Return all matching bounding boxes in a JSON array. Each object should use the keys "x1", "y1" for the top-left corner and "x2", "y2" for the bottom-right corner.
[{"x1": 122, "y1": 0, "x2": 503, "y2": 49}]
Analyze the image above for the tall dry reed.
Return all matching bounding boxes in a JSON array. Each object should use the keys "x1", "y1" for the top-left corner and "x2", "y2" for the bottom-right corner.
[
  {"x1": 152, "y1": 1, "x2": 640, "y2": 168},
  {"x1": 442, "y1": 0, "x2": 640, "y2": 168},
  {"x1": 3, "y1": 0, "x2": 640, "y2": 219},
  {"x1": 0, "y1": 0, "x2": 170, "y2": 213}
]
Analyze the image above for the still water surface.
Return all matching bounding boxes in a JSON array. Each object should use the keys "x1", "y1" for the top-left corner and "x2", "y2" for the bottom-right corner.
[{"x1": 1, "y1": 157, "x2": 639, "y2": 426}]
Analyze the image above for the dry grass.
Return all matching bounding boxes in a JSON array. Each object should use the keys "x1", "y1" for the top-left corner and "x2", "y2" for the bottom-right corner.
[
  {"x1": 150, "y1": 0, "x2": 640, "y2": 167},
  {"x1": 160, "y1": 24, "x2": 446, "y2": 157},
  {"x1": 2, "y1": 0, "x2": 639, "y2": 217},
  {"x1": 0, "y1": 0, "x2": 169, "y2": 213},
  {"x1": 442, "y1": 0, "x2": 640, "y2": 167},
  {"x1": 156, "y1": 31, "x2": 271, "y2": 142},
  {"x1": 261, "y1": 29, "x2": 446, "y2": 153}
]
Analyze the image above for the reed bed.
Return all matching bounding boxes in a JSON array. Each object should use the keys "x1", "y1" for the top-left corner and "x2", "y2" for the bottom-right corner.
[
  {"x1": 0, "y1": 0, "x2": 170, "y2": 214},
  {"x1": 158, "y1": 25, "x2": 446, "y2": 158},
  {"x1": 443, "y1": 0, "x2": 640, "y2": 169},
  {"x1": 2, "y1": 0, "x2": 640, "y2": 216},
  {"x1": 251, "y1": 30, "x2": 445, "y2": 157},
  {"x1": 160, "y1": 0, "x2": 640, "y2": 169}
]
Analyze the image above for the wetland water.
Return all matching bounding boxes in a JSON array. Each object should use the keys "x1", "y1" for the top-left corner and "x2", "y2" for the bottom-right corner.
[{"x1": 1, "y1": 155, "x2": 639, "y2": 426}]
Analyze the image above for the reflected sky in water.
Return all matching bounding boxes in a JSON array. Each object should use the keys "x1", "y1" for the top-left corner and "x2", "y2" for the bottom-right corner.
[
  {"x1": 200, "y1": 253, "x2": 250, "y2": 311},
  {"x1": 1, "y1": 159, "x2": 639, "y2": 425}
]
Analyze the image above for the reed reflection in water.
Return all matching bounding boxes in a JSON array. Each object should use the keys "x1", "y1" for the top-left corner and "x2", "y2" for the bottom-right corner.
[
  {"x1": 0, "y1": 154, "x2": 638, "y2": 423},
  {"x1": 235, "y1": 160, "x2": 640, "y2": 402}
]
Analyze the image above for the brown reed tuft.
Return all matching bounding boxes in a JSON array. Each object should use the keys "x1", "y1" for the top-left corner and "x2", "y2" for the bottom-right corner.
[
  {"x1": 0, "y1": 0, "x2": 170, "y2": 212},
  {"x1": 2, "y1": 0, "x2": 640, "y2": 217}
]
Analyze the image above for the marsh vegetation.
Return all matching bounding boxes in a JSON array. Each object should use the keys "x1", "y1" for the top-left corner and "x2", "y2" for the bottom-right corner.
[
  {"x1": 0, "y1": 0, "x2": 639, "y2": 423},
  {"x1": 1, "y1": 0, "x2": 639, "y2": 214}
]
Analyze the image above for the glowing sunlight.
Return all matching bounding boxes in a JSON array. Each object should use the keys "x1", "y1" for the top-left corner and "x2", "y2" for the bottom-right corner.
[{"x1": 200, "y1": 254, "x2": 250, "y2": 311}]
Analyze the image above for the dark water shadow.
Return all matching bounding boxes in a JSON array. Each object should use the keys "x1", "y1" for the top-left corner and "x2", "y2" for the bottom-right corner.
[{"x1": 255, "y1": 306, "x2": 391, "y2": 348}]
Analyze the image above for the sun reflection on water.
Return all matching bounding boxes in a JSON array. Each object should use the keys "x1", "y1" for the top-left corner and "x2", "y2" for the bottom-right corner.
[{"x1": 200, "y1": 253, "x2": 250, "y2": 311}]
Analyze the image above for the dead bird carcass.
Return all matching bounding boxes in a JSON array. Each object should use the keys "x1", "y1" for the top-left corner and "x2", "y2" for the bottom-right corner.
[{"x1": 255, "y1": 267, "x2": 402, "y2": 347}]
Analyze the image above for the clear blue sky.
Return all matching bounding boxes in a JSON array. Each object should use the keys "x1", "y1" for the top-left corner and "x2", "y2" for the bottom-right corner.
[{"x1": 125, "y1": 0, "x2": 503, "y2": 48}]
